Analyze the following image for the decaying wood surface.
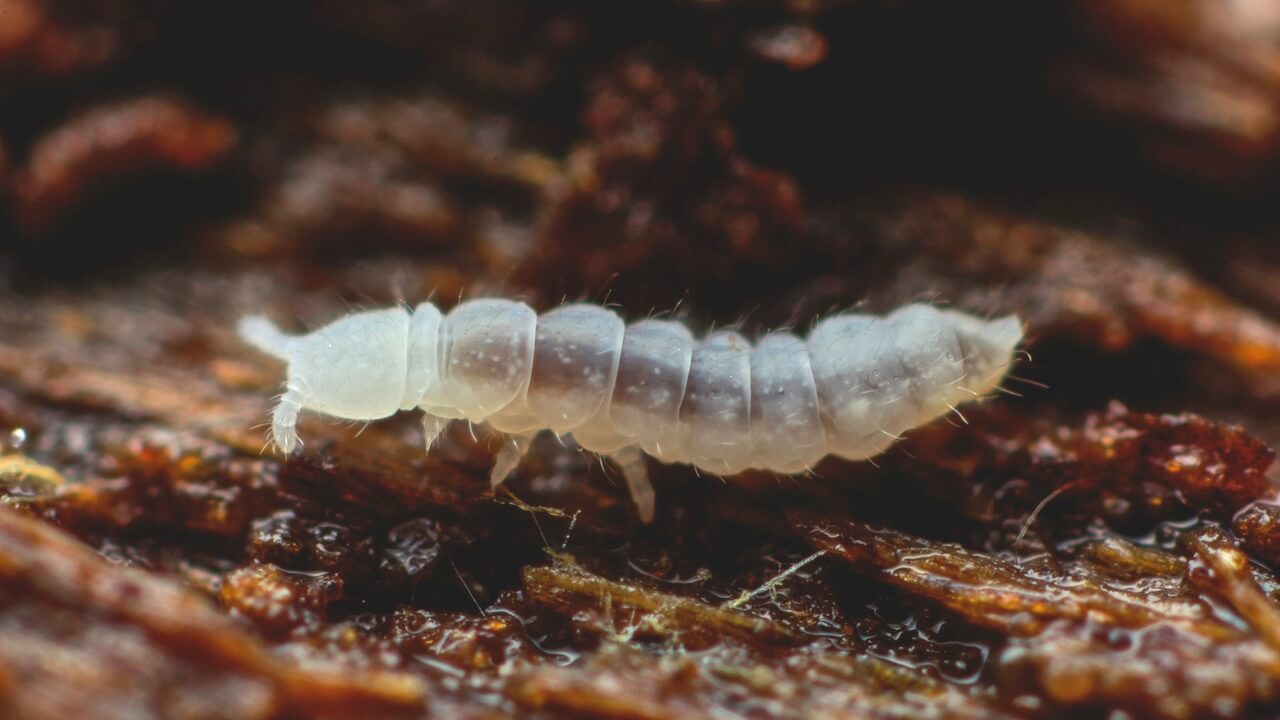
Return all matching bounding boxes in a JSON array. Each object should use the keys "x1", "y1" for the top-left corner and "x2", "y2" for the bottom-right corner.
[{"x1": 1, "y1": 2, "x2": 1280, "y2": 718}]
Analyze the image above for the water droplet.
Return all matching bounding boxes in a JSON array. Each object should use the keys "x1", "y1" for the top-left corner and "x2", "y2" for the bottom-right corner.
[{"x1": 8, "y1": 428, "x2": 27, "y2": 451}]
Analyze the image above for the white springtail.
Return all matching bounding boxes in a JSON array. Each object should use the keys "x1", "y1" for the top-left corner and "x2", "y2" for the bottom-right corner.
[{"x1": 239, "y1": 300, "x2": 1023, "y2": 521}]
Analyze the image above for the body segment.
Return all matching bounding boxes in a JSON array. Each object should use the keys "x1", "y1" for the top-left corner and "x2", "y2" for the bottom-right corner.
[
  {"x1": 240, "y1": 300, "x2": 1023, "y2": 520},
  {"x1": 749, "y1": 332, "x2": 826, "y2": 473}
]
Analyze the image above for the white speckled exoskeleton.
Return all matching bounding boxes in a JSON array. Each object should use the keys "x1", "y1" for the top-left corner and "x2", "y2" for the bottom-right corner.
[{"x1": 239, "y1": 300, "x2": 1023, "y2": 521}]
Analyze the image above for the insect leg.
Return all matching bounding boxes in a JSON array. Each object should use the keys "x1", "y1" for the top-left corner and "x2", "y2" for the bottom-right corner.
[
  {"x1": 422, "y1": 414, "x2": 451, "y2": 452},
  {"x1": 270, "y1": 384, "x2": 305, "y2": 454},
  {"x1": 490, "y1": 433, "x2": 536, "y2": 488},
  {"x1": 608, "y1": 445, "x2": 655, "y2": 524}
]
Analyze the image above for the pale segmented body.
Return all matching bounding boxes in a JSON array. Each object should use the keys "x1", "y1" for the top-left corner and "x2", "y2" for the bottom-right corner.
[{"x1": 239, "y1": 300, "x2": 1023, "y2": 521}]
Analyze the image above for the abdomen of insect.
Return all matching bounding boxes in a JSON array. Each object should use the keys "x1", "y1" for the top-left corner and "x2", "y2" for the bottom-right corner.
[{"x1": 239, "y1": 300, "x2": 1024, "y2": 522}]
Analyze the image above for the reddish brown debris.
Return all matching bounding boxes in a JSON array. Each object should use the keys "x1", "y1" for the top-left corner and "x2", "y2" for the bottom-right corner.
[
  {"x1": 212, "y1": 95, "x2": 552, "y2": 262},
  {"x1": 0, "y1": 0, "x2": 130, "y2": 77},
  {"x1": 748, "y1": 25, "x2": 828, "y2": 69},
  {"x1": 878, "y1": 195, "x2": 1280, "y2": 389},
  {"x1": 514, "y1": 565, "x2": 1011, "y2": 719},
  {"x1": 1021, "y1": 404, "x2": 1274, "y2": 523},
  {"x1": 215, "y1": 146, "x2": 459, "y2": 261},
  {"x1": 511, "y1": 650, "x2": 704, "y2": 720},
  {"x1": 1057, "y1": 0, "x2": 1280, "y2": 180},
  {"x1": 523, "y1": 57, "x2": 807, "y2": 308},
  {"x1": 12, "y1": 97, "x2": 237, "y2": 231},
  {"x1": 507, "y1": 641, "x2": 1007, "y2": 720},
  {"x1": 1234, "y1": 500, "x2": 1280, "y2": 568},
  {"x1": 0, "y1": 505, "x2": 426, "y2": 720},
  {"x1": 802, "y1": 516, "x2": 1280, "y2": 718},
  {"x1": 221, "y1": 564, "x2": 345, "y2": 637},
  {"x1": 310, "y1": 0, "x2": 584, "y2": 96},
  {"x1": 315, "y1": 98, "x2": 547, "y2": 186},
  {"x1": 523, "y1": 561, "x2": 800, "y2": 648},
  {"x1": 802, "y1": 516, "x2": 1226, "y2": 637},
  {"x1": 1185, "y1": 526, "x2": 1280, "y2": 652},
  {"x1": 843, "y1": 402, "x2": 1275, "y2": 548}
]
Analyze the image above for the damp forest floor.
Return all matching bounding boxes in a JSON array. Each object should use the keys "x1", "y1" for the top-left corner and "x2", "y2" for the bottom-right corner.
[{"x1": 3, "y1": 2, "x2": 1280, "y2": 718}]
